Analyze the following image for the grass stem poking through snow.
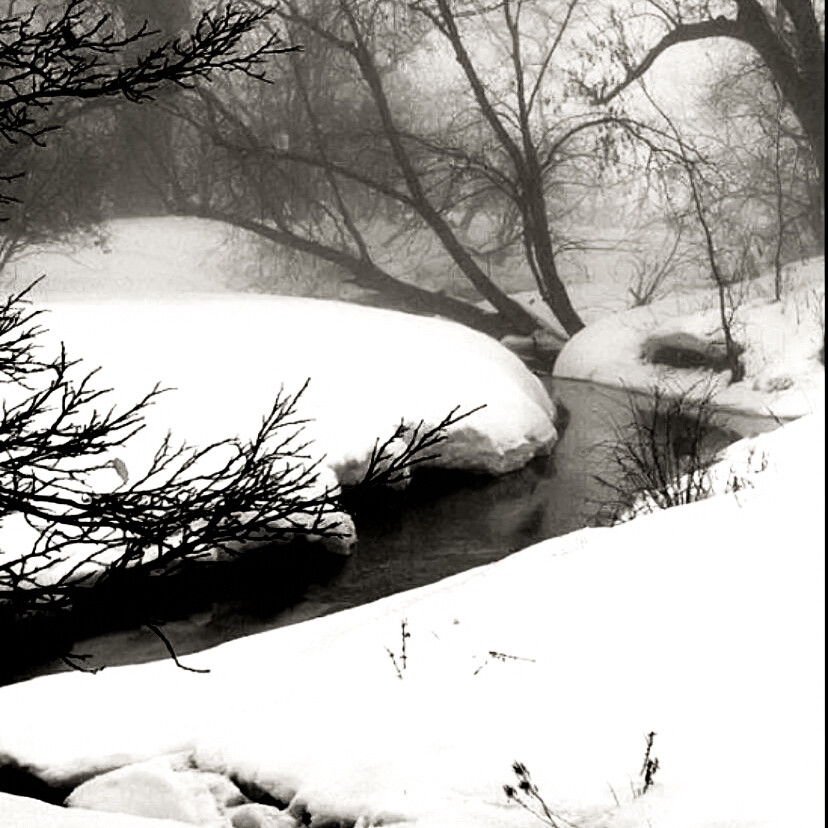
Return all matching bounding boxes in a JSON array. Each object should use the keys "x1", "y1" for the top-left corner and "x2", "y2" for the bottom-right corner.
[
  {"x1": 503, "y1": 761, "x2": 578, "y2": 827},
  {"x1": 634, "y1": 731, "x2": 660, "y2": 797},
  {"x1": 385, "y1": 618, "x2": 410, "y2": 679},
  {"x1": 473, "y1": 650, "x2": 535, "y2": 676}
]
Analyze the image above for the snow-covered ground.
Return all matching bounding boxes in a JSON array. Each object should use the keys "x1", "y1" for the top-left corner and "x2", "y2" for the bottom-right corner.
[
  {"x1": 0, "y1": 407, "x2": 822, "y2": 828},
  {"x1": 0, "y1": 291, "x2": 557, "y2": 587},
  {"x1": 0, "y1": 219, "x2": 822, "y2": 827},
  {"x1": 3, "y1": 216, "x2": 376, "y2": 302},
  {"x1": 29, "y1": 293, "x2": 557, "y2": 480},
  {"x1": 4, "y1": 217, "x2": 259, "y2": 297},
  {"x1": 553, "y1": 257, "x2": 825, "y2": 419}
]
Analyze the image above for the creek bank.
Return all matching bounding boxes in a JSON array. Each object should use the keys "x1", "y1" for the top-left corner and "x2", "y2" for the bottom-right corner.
[
  {"x1": 3, "y1": 377, "x2": 766, "y2": 686},
  {"x1": 0, "y1": 410, "x2": 820, "y2": 828}
]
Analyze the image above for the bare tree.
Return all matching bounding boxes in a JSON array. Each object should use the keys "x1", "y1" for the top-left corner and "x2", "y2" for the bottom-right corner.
[
  {"x1": 242, "y1": 0, "x2": 545, "y2": 335},
  {"x1": 154, "y1": 0, "x2": 543, "y2": 337},
  {"x1": 639, "y1": 84, "x2": 746, "y2": 382},
  {"x1": 0, "y1": 105, "x2": 117, "y2": 272},
  {"x1": 106, "y1": 0, "x2": 194, "y2": 215},
  {"x1": 407, "y1": 0, "x2": 588, "y2": 336},
  {"x1": 703, "y1": 51, "x2": 823, "y2": 277},
  {"x1": 595, "y1": 0, "x2": 824, "y2": 209},
  {"x1": 0, "y1": 0, "x2": 298, "y2": 218},
  {"x1": 0, "y1": 1, "x2": 335, "y2": 674},
  {"x1": 154, "y1": 0, "x2": 691, "y2": 340}
]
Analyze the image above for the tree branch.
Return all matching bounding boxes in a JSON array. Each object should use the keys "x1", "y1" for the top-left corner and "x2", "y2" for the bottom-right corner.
[{"x1": 596, "y1": 16, "x2": 742, "y2": 104}]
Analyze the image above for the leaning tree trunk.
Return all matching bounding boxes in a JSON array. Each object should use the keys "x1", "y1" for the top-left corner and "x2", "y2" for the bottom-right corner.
[
  {"x1": 519, "y1": 150, "x2": 586, "y2": 336},
  {"x1": 344, "y1": 15, "x2": 541, "y2": 337},
  {"x1": 184, "y1": 207, "x2": 520, "y2": 338}
]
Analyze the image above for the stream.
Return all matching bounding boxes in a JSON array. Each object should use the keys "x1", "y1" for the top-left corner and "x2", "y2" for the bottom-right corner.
[{"x1": 8, "y1": 375, "x2": 784, "y2": 683}]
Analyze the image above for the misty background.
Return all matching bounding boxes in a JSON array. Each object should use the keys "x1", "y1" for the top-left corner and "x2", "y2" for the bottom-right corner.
[{"x1": 0, "y1": 0, "x2": 822, "y2": 341}]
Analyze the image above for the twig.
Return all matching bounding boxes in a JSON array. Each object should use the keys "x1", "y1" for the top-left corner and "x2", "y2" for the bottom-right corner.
[{"x1": 144, "y1": 622, "x2": 210, "y2": 674}]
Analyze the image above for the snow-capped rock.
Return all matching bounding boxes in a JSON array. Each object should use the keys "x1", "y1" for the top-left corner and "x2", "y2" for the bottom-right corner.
[{"x1": 65, "y1": 754, "x2": 244, "y2": 825}]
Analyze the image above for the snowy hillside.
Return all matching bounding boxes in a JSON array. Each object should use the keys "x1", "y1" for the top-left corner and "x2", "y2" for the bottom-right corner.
[{"x1": 0, "y1": 409, "x2": 822, "y2": 828}]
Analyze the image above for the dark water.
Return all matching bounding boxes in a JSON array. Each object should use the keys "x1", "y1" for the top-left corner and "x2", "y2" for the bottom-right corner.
[{"x1": 10, "y1": 377, "x2": 781, "y2": 682}]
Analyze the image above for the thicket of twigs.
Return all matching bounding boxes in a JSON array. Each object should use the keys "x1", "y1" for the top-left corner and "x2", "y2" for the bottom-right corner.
[
  {"x1": 595, "y1": 383, "x2": 736, "y2": 523},
  {"x1": 0, "y1": 286, "x2": 475, "y2": 678}
]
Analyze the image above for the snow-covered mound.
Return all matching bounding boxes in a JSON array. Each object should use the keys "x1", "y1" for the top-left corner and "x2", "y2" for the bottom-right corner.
[
  {"x1": 3, "y1": 217, "x2": 262, "y2": 297},
  {"x1": 554, "y1": 257, "x2": 824, "y2": 418},
  {"x1": 33, "y1": 294, "x2": 557, "y2": 479},
  {"x1": 0, "y1": 412, "x2": 821, "y2": 828},
  {"x1": 0, "y1": 294, "x2": 556, "y2": 585},
  {"x1": 0, "y1": 792, "x2": 194, "y2": 828}
]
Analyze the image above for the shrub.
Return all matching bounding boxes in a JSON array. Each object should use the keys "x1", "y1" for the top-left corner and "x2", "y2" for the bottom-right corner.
[
  {"x1": 595, "y1": 382, "x2": 740, "y2": 523},
  {"x1": 0, "y1": 287, "x2": 475, "y2": 675}
]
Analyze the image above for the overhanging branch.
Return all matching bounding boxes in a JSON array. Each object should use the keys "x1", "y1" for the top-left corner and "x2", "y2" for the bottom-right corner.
[{"x1": 596, "y1": 17, "x2": 742, "y2": 105}]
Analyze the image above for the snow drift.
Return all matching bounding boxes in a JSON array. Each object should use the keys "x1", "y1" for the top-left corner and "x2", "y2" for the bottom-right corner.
[
  {"x1": 32, "y1": 294, "x2": 557, "y2": 479},
  {"x1": 0, "y1": 411, "x2": 822, "y2": 828},
  {"x1": 554, "y1": 257, "x2": 824, "y2": 419}
]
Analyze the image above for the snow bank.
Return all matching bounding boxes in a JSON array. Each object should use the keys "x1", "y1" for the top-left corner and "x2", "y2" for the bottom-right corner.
[
  {"x1": 0, "y1": 792, "x2": 193, "y2": 828},
  {"x1": 0, "y1": 292, "x2": 556, "y2": 583},
  {"x1": 64, "y1": 753, "x2": 247, "y2": 824},
  {"x1": 0, "y1": 412, "x2": 821, "y2": 828},
  {"x1": 4, "y1": 215, "x2": 556, "y2": 479},
  {"x1": 3, "y1": 217, "x2": 256, "y2": 297},
  {"x1": 554, "y1": 257, "x2": 824, "y2": 419},
  {"x1": 32, "y1": 294, "x2": 556, "y2": 479}
]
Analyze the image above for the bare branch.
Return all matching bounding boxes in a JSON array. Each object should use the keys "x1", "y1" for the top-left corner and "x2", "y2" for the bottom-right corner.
[
  {"x1": 527, "y1": 0, "x2": 580, "y2": 114},
  {"x1": 144, "y1": 622, "x2": 210, "y2": 673},
  {"x1": 596, "y1": 16, "x2": 741, "y2": 105}
]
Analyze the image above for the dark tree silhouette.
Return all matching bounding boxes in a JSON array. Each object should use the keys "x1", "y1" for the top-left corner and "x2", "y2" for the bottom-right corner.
[
  {"x1": 596, "y1": 1, "x2": 824, "y2": 209},
  {"x1": 0, "y1": 0, "x2": 298, "y2": 208},
  {"x1": 156, "y1": 0, "x2": 684, "y2": 339},
  {"x1": 0, "y1": 0, "x2": 324, "y2": 675},
  {"x1": 107, "y1": 0, "x2": 194, "y2": 215}
]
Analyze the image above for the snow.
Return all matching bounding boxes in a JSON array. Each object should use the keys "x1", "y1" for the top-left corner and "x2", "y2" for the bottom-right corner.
[
  {"x1": 4, "y1": 217, "x2": 257, "y2": 297},
  {"x1": 0, "y1": 792, "x2": 194, "y2": 828},
  {"x1": 553, "y1": 257, "x2": 825, "y2": 419},
  {"x1": 0, "y1": 290, "x2": 557, "y2": 584},
  {"x1": 64, "y1": 754, "x2": 245, "y2": 824},
  {"x1": 0, "y1": 219, "x2": 822, "y2": 826},
  {"x1": 28, "y1": 294, "x2": 556, "y2": 481},
  {"x1": 0, "y1": 410, "x2": 822, "y2": 827}
]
